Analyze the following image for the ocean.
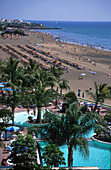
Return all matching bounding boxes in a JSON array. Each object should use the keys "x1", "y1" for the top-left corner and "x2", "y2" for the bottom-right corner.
[{"x1": 26, "y1": 20, "x2": 111, "y2": 51}]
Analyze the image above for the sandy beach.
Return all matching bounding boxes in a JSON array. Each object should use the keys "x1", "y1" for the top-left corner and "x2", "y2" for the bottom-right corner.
[{"x1": 0, "y1": 30, "x2": 111, "y2": 105}]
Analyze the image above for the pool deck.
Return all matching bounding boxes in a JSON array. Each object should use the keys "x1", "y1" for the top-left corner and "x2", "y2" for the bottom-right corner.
[
  {"x1": 0, "y1": 127, "x2": 27, "y2": 165},
  {"x1": 86, "y1": 137, "x2": 93, "y2": 141}
]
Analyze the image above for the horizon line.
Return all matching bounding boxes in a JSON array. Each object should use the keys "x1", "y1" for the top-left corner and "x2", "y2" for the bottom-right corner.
[
  {"x1": 0, "y1": 17, "x2": 111, "y2": 22},
  {"x1": 23, "y1": 19, "x2": 111, "y2": 22}
]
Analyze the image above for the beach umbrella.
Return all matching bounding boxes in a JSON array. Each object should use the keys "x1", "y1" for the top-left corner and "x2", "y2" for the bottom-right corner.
[
  {"x1": 81, "y1": 73, "x2": 86, "y2": 76},
  {"x1": 6, "y1": 126, "x2": 20, "y2": 132},
  {"x1": 78, "y1": 91, "x2": 80, "y2": 97},
  {"x1": 56, "y1": 87, "x2": 59, "y2": 92}
]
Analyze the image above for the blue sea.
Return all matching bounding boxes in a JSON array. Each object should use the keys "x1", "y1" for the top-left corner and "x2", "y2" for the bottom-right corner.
[{"x1": 26, "y1": 20, "x2": 111, "y2": 51}]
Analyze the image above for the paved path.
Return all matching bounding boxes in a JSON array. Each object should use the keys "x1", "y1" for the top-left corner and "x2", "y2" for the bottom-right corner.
[{"x1": 86, "y1": 137, "x2": 93, "y2": 141}]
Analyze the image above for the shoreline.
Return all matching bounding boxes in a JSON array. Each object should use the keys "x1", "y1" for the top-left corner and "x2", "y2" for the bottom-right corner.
[
  {"x1": 31, "y1": 29, "x2": 111, "y2": 52},
  {"x1": 37, "y1": 30, "x2": 111, "y2": 65}
]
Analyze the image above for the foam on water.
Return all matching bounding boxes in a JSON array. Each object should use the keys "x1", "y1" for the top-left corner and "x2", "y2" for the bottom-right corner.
[{"x1": 27, "y1": 20, "x2": 111, "y2": 51}]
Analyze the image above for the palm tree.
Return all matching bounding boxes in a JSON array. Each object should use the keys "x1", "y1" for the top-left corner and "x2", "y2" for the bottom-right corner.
[
  {"x1": 32, "y1": 84, "x2": 57, "y2": 123},
  {"x1": 59, "y1": 79, "x2": 70, "y2": 94},
  {"x1": 103, "y1": 86, "x2": 111, "y2": 100},
  {"x1": 20, "y1": 87, "x2": 33, "y2": 114},
  {"x1": 50, "y1": 66, "x2": 64, "y2": 81},
  {"x1": 1, "y1": 82, "x2": 20, "y2": 125},
  {"x1": 0, "y1": 127, "x2": 5, "y2": 148},
  {"x1": 0, "y1": 60, "x2": 5, "y2": 81},
  {"x1": 33, "y1": 68, "x2": 58, "y2": 89},
  {"x1": 104, "y1": 111, "x2": 111, "y2": 124},
  {"x1": 2, "y1": 56, "x2": 20, "y2": 84},
  {"x1": 0, "y1": 139, "x2": 5, "y2": 149},
  {"x1": 26, "y1": 59, "x2": 38, "y2": 72},
  {"x1": 86, "y1": 82, "x2": 107, "y2": 111},
  {"x1": 64, "y1": 91, "x2": 77, "y2": 104},
  {"x1": 28, "y1": 102, "x2": 105, "y2": 167}
]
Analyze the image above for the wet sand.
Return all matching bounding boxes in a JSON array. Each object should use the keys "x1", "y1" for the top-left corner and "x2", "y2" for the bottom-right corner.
[{"x1": 0, "y1": 30, "x2": 111, "y2": 105}]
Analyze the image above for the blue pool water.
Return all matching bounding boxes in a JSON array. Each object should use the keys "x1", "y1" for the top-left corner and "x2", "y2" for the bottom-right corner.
[
  {"x1": 13, "y1": 111, "x2": 95, "y2": 137},
  {"x1": 14, "y1": 111, "x2": 36, "y2": 127},
  {"x1": 13, "y1": 111, "x2": 111, "y2": 169},
  {"x1": 40, "y1": 141, "x2": 111, "y2": 170},
  {"x1": 13, "y1": 110, "x2": 46, "y2": 127}
]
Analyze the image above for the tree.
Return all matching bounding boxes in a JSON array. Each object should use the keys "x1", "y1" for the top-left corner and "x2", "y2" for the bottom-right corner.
[
  {"x1": 42, "y1": 144, "x2": 66, "y2": 167},
  {"x1": 64, "y1": 91, "x2": 77, "y2": 104},
  {"x1": 28, "y1": 102, "x2": 105, "y2": 167},
  {"x1": 1, "y1": 56, "x2": 20, "y2": 84},
  {"x1": 59, "y1": 79, "x2": 70, "y2": 94},
  {"x1": 0, "y1": 126, "x2": 5, "y2": 148},
  {"x1": 104, "y1": 111, "x2": 111, "y2": 124},
  {"x1": 33, "y1": 67, "x2": 58, "y2": 89},
  {"x1": 20, "y1": 86, "x2": 34, "y2": 114},
  {"x1": 0, "y1": 139, "x2": 5, "y2": 148},
  {"x1": 0, "y1": 60, "x2": 5, "y2": 80},
  {"x1": 1, "y1": 82, "x2": 20, "y2": 125},
  {"x1": 23, "y1": 59, "x2": 39, "y2": 75},
  {"x1": 0, "y1": 108, "x2": 12, "y2": 125},
  {"x1": 50, "y1": 65, "x2": 64, "y2": 81},
  {"x1": 103, "y1": 86, "x2": 111, "y2": 100},
  {"x1": 86, "y1": 82, "x2": 107, "y2": 111},
  {"x1": 10, "y1": 134, "x2": 38, "y2": 170},
  {"x1": 50, "y1": 65, "x2": 64, "y2": 89},
  {"x1": 32, "y1": 84, "x2": 57, "y2": 123}
]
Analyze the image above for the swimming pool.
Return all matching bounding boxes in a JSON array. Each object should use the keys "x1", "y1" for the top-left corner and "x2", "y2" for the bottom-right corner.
[
  {"x1": 14, "y1": 110, "x2": 36, "y2": 127},
  {"x1": 39, "y1": 141, "x2": 111, "y2": 170},
  {"x1": 13, "y1": 111, "x2": 95, "y2": 137},
  {"x1": 13, "y1": 110, "x2": 45, "y2": 127},
  {"x1": 14, "y1": 111, "x2": 111, "y2": 169}
]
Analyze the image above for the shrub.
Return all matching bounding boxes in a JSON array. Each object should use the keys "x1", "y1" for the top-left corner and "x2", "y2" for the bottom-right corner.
[{"x1": 28, "y1": 116, "x2": 33, "y2": 123}]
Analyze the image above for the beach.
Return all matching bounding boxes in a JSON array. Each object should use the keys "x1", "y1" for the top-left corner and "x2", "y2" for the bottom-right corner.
[{"x1": 0, "y1": 30, "x2": 111, "y2": 105}]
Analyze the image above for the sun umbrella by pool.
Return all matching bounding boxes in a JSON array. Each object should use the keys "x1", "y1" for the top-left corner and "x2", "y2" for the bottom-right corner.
[
  {"x1": 84, "y1": 102, "x2": 90, "y2": 106},
  {"x1": 2, "y1": 88, "x2": 13, "y2": 91},
  {"x1": 6, "y1": 126, "x2": 20, "y2": 132},
  {"x1": 6, "y1": 145, "x2": 12, "y2": 151},
  {"x1": 0, "y1": 85, "x2": 4, "y2": 87},
  {"x1": 0, "y1": 82, "x2": 7, "y2": 85}
]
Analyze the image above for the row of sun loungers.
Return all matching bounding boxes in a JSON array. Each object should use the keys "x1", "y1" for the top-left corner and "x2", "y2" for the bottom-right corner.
[
  {"x1": 26, "y1": 44, "x2": 85, "y2": 70},
  {"x1": 0, "y1": 43, "x2": 85, "y2": 70},
  {"x1": 0, "y1": 44, "x2": 29, "y2": 65},
  {"x1": 6, "y1": 44, "x2": 50, "y2": 70},
  {"x1": 18, "y1": 44, "x2": 67, "y2": 70}
]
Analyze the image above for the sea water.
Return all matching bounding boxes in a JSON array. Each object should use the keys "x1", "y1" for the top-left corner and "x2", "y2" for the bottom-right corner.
[{"x1": 26, "y1": 20, "x2": 111, "y2": 51}]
